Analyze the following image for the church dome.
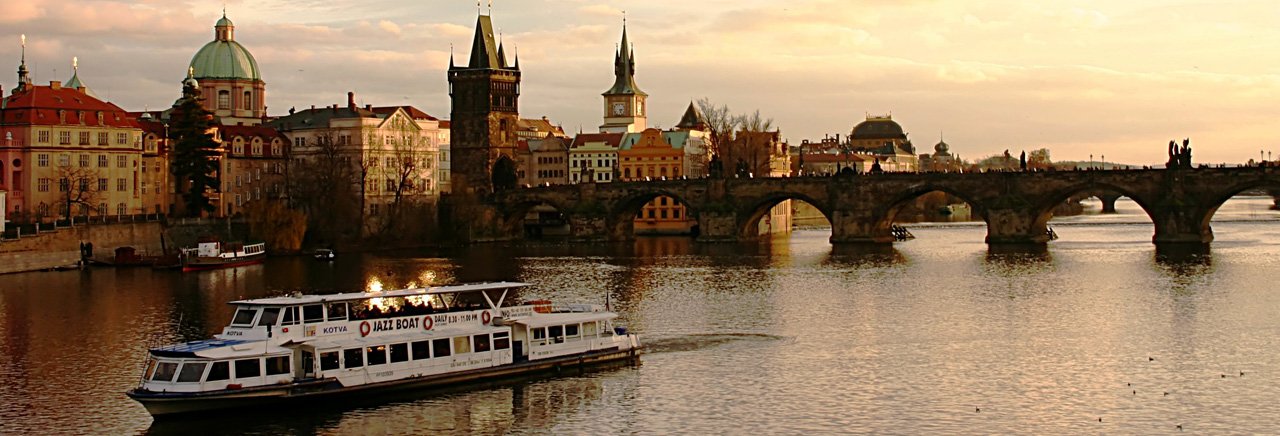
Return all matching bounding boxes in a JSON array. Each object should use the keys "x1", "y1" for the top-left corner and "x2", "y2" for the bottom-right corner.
[
  {"x1": 189, "y1": 15, "x2": 261, "y2": 81},
  {"x1": 935, "y1": 140, "x2": 949, "y2": 154},
  {"x1": 851, "y1": 116, "x2": 907, "y2": 140}
]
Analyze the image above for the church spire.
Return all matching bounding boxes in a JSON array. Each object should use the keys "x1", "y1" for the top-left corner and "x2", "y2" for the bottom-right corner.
[
  {"x1": 17, "y1": 34, "x2": 30, "y2": 90},
  {"x1": 603, "y1": 18, "x2": 645, "y2": 96}
]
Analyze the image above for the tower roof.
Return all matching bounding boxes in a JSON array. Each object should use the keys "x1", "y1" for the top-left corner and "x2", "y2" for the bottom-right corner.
[
  {"x1": 676, "y1": 102, "x2": 708, "y2": 130},
  {"x1": 603, "y1": 23, "x2": 646, "y2": 96},
  {"x1": 462, "y1": 15, "x2": 511, "y2": 70},
  {"x1": 851, "y1": 115, "x2": 906, "y2": 140},
  {"x1": 189, "y1": 14, "x2": 261, "y2": 81}
]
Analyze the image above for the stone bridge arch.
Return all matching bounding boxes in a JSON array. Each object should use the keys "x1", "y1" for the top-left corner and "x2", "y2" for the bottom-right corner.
[
  {"x1": 735, "y1": 191, "x2": 833, "y2": 239},
  {"x1": 1031, "y1": 181, "x2": 1158, "y2": 233},
  {"x1": 852, "y1": 183, "x2": 989, "y2": 243},
  {"x1": 497, "y1": 195, "x2": 577, "y2": 240},
  {"x1": 605, "y1": 189, "x2": 700, "y2": 241},
  {"x1": 1197, "y1": 177, "x2": 1280, "y2": 232}
]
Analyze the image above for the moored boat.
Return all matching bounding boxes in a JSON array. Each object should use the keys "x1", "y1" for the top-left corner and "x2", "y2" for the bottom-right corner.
[
  {"x1": 126, "y1": 282, "x2": 641, "y2": 417},
  {"x1": 181, "y1": 240, "x2": 266, "y2": 272}
]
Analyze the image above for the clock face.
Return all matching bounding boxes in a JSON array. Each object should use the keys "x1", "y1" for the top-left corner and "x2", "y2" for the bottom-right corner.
[{"x1": 613, "y1": 102, "x2": 625, "y2": 116}]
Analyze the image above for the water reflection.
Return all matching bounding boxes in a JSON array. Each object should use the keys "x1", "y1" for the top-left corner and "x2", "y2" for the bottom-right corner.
[
  {"x1": 825, "y1": 244, "x2": 906, "y2": 267},
  {"x1": 1154, "y1": 244, "x2": 1212, "y2": 266}
]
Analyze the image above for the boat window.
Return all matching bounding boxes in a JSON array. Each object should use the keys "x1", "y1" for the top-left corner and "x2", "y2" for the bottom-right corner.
[
  {"x1": 453, "y1": 336, "x2": 471, "y2": 354},
  {"x1": 152, "y1": 361, "x2": 178, "y2": 382},
  {"x1": 235, "y1": 359, "x2": 262, "y2": 378},
  {"x1": 411, "y1": 341, "x2": 430, "y2": 360},
  {"x1": 390, "y1": 343, "x2": 409, "y2": 363},
  {"x1": 206, "y1": 361, "x2": 230, "y2": 381},
  {"x1": 366, "y1": 346, "x2": 388, "y2": 366},
  {"x1": 327, "y1": 303, "x2": 348, "y2": 321},
  {"x1": 473, "y1": 334, "x2": 490, "y2": 353},
  {"x1": 566, "y1": 324, "x2": 579, "y2": 337},
  {"x1": 320, "y1": 351, "x2": 340, "y2": 371},
  {"x1": 144, "y1": 360, "x2": 158, "y2": 380},
  {"x1": 549, "y1": 325, "x2": 563, "y2": 338},
  {"x1": 280, "y1": 307, "x2": 298, "y2": 326},
  {"x1": 432, "y1": 338, "x2": 451, "y2": 357},
  {"x1": 257, "y1": 308, "x2": 281, "y2": 327},
  {"x1": 532, "y1": 327, "x2": 546, "y2": 340},
  {"x1": 494, "y1": 332, "x2": 510, "y2": 350},
  {"x1": 177, "y1": 362, "x2": 207, "y2": 383},
  {"x1": 583, "y1": 321, "x2": 597, "y2": 337},
  {"x1": 231, "y1": 308, "x2": 258, "y2": 326},
  {"x1": 265, "y1": 356, "x2": 290, "y2": 376},
  {"x1": 303, "y1": 305, "x2": 324, "y2": 323},
  {"x1": 343, "y1": 348, "x2": 363, "y2": 368}
]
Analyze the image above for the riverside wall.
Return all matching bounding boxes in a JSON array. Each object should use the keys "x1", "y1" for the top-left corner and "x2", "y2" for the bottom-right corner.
[{"x1": 0, "y1": 222, "x2": 165, "y2": 275}]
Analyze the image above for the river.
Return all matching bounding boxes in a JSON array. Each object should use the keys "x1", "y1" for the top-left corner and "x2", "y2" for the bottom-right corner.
[{"x1": 2, "y1": 197, "x2": 1279, "y2": 435}]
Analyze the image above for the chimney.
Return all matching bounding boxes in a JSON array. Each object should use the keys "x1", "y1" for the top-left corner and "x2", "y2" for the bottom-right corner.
[
  {"x1": 365, "y1": 104, "x2": 372, "y2": 110},
  {"x1": 347, "y1": 91, "x2": 355, "y2": 110},
  {"x1": 310, "y1": 105, "x2": 315, "y2": 111},
  {"x1": 50, "y1": 81, "x2": 62, "y2": 89}
]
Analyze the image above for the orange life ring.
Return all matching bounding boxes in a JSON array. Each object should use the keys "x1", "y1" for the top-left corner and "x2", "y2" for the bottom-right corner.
[
  {"x1": 359, "y1": 321, "x2": 371, "y2": 337},
  {"x1": 423, "y1": 316, "x2": 434, "y2": 330},
  {"x1": 481, "y1": 311, "x2": 492, "y2": 324}
]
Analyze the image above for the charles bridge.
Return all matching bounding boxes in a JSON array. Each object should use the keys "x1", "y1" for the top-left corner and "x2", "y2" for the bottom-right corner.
[{"x1": 446, "y1": 166, "x2": 1280, "y2": 247}]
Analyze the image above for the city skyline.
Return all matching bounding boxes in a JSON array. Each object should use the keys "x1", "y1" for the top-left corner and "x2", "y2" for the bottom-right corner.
[{"x1": 1, "y1": 0, "x2": 1277, "y2": 164}]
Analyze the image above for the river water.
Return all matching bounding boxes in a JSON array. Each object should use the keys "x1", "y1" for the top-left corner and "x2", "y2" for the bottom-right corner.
[{"x1": 2, "y1": 197, "x2": 1279, "y2": 435}]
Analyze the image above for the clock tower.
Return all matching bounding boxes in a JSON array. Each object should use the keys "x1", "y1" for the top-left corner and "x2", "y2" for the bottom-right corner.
[{"x1": 600, "y1": 22, "x2": 647, "y2": 134}]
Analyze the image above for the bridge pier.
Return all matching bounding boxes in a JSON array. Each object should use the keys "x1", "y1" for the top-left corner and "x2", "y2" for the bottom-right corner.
[
  {"x1": 569, "y1": 215, "x2": 609, "y2": 241},
  {"x1": 695, "y1": 210, "x2": 740, "y2": 243},
  {"x1": 984, "y1": 208, "x2": 1050, "y2": 245},
  {"x1": 829, "y1": 209, "x2": 896, "y2": 244},
  {"x1": 1098, "y1": 193, "x2": 1121, "y2": 214},
  {"x1": 1151, "y1": 207, "x2": 1213, "y2": 246}
]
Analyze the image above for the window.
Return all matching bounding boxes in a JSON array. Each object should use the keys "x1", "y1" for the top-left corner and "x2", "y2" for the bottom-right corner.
[
  {"x1": 389, "y1": 343, "x2": 409, "y2": 363},
  {"x1": 79, "y1": 132, "x2": 90, "y2": 145},
  {"x1": 235, "y1": 359, "x2": 261, "y2": 378},
  {"x1": 98, "y1": 178, "x2": 107, "y2": 191},
  {"x1": 532, "y1": 327, "x2": 547, "y2": 344},
  {"x1": 583, "y1": 321, "x2": 598, "y2": 337},
  {"x1": 473, "y1": 334, "x2": 490, "y2": 353},
  {"x1": 265, "y1": 356, "x2": 290, "y2": 376},
  {"x1": 411, "y1": 341, "x2": 430, "y2": 360},
  {"x1": 280, "y1": 306, "x2": 298, "y2": 326},
  {"x1": 58, "y1": 178, "x2": 69, "y2": 192},
  {"x1": 243, "y1": 91, "x2": 252, "y2": 110},
  {"x1": 117, "y1": 203, "x2": 126, "y2": 215},
  {"x1": 79, "y1": 154, "x2": 89, "y2": 167},
  {"x1": 152, "y1": 362, "x2": 178, "y2": 382},
  {"x1": 272, "y1": 143, "x2": 281, "y2": 156},
  {"x1": 59, "y1": 131, "x2": 71, "y2": 145},
  {"x1": 117, "y1": 178, "x2": 127, "y2": 191},
  {"x1": 38, "y1": 178, "x2": 49, "y2": 192},
  {"x1": 343, "y1": 348, "x2": 364, "y2": 368},
  {"x1": 117, "y1": 155, "x2": 127, "y2": 168},
  {"x1": 141, "y1": 182, "x2": 148, "y2": 195},
  {"x1": 98, "y1": 132, "x2": 108, "y2": 145},
  {"x1": 320, "y1": 352, "x2": 340, "y2": 371},
  {"x1": 366, "y1": 346, "x2": 388, "y2": 366},
  {"x1": 252, "y1": 143, "x2": 262, "y2": 155},
  {"x1": 177, "y1": 362, "x2": 207, "y2": 383},
  {"x1": 566, "y1": 324, "x2": 580, "y2": 337},
  {"x1": 453, "y1": 336, "x2": 471, "y2": 354},
  {"x1": 206, "y1": 361, "x2": 230, "y2": 381},
  {"x1": 38, "y1": 131, "x2": 49, "y2": 143},
  {"x1": 432, "y1": 338, "x2": 451, "y2": 357},
  {"x1": 218, "y1": 90, "x2": 230, "y2": 110},
  {"x1": 257, "y1": 308, "x2": 281, "y2": 327},
  {"x1": 116, "y1": 133, "x2": 127, "y2": 145},
  {"x1": 38, "y1": 154, "x2": 49, "y2": 167},
  {"x1": 302, "y1": 305, "x2": 324, "y2": 323},
  {"x1": 231, "y1": 308, "x2": 258, "y2": 326},
  {"x1": 327, "y1": 303, "x2": 348, "y2": 321},
  {"x1": 549, "y1": 325, "x2": 564, "y2": 341},
  {"x1": 98, "y1": 155, "x2": 108, "y2": 167},
  {"x1": 233, "y1": 142, "x2": 243, "y2": 155},
  {"x1": 494, "y1": 332, "x2": 510, "y2": 350}
]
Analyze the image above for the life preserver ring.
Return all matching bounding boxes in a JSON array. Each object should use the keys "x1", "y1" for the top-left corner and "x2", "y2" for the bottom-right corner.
[
  {"x1": 359, "y1": 321, "x2": 371, "y2": 337},
  {"x1": 423, "y1": 316, "x2": 434, "y2": 330},
  {"x1": 481, "y1": 311, "x2": 492, "y2": 324}
]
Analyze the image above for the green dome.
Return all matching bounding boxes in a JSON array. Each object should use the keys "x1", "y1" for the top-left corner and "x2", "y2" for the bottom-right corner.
[{"x1": 189, "y1": 16, "x2": 261, "y2": 81}]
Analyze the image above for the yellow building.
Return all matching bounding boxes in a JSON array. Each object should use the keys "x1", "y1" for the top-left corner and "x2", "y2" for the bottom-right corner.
[{"x1": 619, "y1": 129, "x2": 693, "y2": 235}]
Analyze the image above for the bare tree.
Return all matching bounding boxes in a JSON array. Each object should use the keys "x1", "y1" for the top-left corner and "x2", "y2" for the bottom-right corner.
[
  {"x1": 696, "y1": 98, "x2": 738, "y2": 158},
  {"x1": 290, "y1": 127, "x2": 360, "y2": 244},
  {"x1": 55, "y1": 163, "x2": 104, "y2": 220}
]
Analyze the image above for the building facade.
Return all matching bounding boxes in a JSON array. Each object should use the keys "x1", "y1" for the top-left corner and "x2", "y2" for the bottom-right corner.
[
  {"x1": 848, "y1": 115, "x2": 918, "y2": 172},
  {"x1": 568, "y1": 133, "x2": 622, "y2": 184},
  {"x1": 516, "y1": 137, "x2": 569, "y2": 187},
  {"x1": 618, "y1": 129, "x2": 695, "y2": 234},
  {"x1": 0, "y1": 78, "x2": 144, "y2": 222},
  {"x1": 217, "y1": 125, "x2": 289, "y2": 216}
]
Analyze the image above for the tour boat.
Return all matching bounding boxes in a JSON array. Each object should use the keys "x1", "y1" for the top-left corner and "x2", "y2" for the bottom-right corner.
[
  {"x1": 126, "y1": 282, "x2": 641, "y2": 417},
  {"x1": 181, "y1": 241, "x2": 267, "y2": 272}
]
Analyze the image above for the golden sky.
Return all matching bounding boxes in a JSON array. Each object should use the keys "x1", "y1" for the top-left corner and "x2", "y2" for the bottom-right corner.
[{"x1": 2, "y1": 0, "x2": 1277, "y2": 164}]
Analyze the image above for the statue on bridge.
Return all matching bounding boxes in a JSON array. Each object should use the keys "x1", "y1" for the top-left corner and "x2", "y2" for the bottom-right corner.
[
  {"x1": 1167, "y1": 138, "x2": 1193, "y2": 169},
  {"x1": 708, "y1": 154, "x2": 724, "y2": 178},
  {"x1": 870, "y1": 157, "x2": 883, "y2": 174}
]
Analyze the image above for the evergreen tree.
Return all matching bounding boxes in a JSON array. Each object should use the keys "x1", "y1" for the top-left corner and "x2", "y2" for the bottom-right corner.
[{"x1": 169, "y1": 74, "x2": 221, "y2": 217}]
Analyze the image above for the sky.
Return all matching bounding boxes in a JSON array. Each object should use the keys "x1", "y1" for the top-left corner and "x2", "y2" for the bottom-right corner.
[{"x1": 2, "y1": 0, "x2": 1278, "y2": 164}]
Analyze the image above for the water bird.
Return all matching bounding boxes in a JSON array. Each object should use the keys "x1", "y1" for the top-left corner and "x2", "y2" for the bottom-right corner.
[
  {"x1": 1240, "y1": 371, "x2": 1245, "y2": 376},
  {"x1": 1177, "y1": 424, "x2": 1183, "y2": 431},
  {"x1": 975, "y1": 408, "x2": 980, "y2": 412},
  {"x1": 1164, "y1": 392, "x2": 1169, "y2": 396},
  {"x1": 1221, "y1": 374, "x2": 1227, "y2": 378},
  {"x1": 1149, "y1": 357, "x2": 1155, "y2": 361},
  {"x1": 1098, "y1": 417, "x2": 1103, "y2": 422},
  {"x1": 1132, "y1": 390, "x2": 1136, "y2": 395}
]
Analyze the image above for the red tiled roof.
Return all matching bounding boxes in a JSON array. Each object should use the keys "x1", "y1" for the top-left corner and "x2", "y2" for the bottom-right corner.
[
  {"x1": 1, "y1": 84, "x2": 139, "y2": 128},
  {"x1": 218, "y1": 124, "x2": 287, "y2": 142},
  {"x1": 137, "y1": 119, "x2": 167, "y2": 137},
  {"x1": 570, "y1": 133, "x2": 624, "y2": 149},
  {"x1": 439, "y1": 120, "x2": 451, "y2": 129},
  {"x1": 371, "y1": 106, "x2": 439, "y2": 121}
]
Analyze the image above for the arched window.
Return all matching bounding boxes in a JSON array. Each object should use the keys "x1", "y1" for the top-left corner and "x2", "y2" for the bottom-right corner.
[
  {"x1": 243, "y1": 91, "x2": 252, "y2": 110},
  {"x1": 217, "y1": 91, "x2": 231, "y2": 110}
]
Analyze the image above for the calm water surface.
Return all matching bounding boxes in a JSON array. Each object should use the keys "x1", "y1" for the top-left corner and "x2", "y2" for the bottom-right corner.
[{"x1": 2, "y1": 197, "x2": 1280, "y2": 435}]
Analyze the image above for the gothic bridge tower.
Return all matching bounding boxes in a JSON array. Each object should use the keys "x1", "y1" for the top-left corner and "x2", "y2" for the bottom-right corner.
[{"x1": 449, "y1": 14, "x2": 521, "y2": 195}]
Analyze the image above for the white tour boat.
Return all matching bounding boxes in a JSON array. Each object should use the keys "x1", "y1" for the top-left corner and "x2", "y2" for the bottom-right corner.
[{"x1": 126, "y1": 282, "x2": 641, "y2": 417}]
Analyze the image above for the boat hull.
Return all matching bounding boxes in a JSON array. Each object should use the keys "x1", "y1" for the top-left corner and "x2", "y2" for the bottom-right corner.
[
  {"x1": 181, "y1": 254, "x2": 266, "y2": 272},
  {"x1": 128, "y1": 346, "x2": 640, "y2": 417}
]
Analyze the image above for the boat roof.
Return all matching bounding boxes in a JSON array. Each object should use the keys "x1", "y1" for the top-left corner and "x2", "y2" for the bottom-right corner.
[
  {"x1": 521, "y1": 312, "x2": 617, "y2": 328},
  {"x1": 149, "y1": 338, "x2": 290, "y2": 359},
  {"x1": 230, "y1": 282, "x2": 531, "y2": 306}
]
